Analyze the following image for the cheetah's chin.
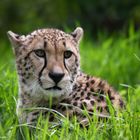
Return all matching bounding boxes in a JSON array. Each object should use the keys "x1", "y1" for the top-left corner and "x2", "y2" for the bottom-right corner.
[{"x1": 39, "y1": 84, "x2": 72, "y2": 99}]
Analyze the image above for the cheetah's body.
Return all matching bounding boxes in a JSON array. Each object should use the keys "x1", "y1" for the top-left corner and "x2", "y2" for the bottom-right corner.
[{"x1": 8, "y1": 27, "x2": 124, "y2": 125}]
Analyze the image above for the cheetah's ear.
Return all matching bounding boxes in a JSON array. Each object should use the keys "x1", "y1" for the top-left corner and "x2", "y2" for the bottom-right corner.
[
  {"x1": 71, "y1": 27, "x2": 83, "y2": 44},
  {"x1": 7, "y1": 31, "x2": 22, "y2": 49}
]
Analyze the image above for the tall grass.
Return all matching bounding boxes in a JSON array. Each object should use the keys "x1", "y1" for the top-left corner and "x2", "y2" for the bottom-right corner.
[{"x1": 0, "y1": 29, "x2": 140, "y2": 139}]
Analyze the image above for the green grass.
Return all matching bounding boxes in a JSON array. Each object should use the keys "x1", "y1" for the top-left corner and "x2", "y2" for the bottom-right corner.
[{"x1": 0, "y1": 29, "x2": 140, "y2": 139}]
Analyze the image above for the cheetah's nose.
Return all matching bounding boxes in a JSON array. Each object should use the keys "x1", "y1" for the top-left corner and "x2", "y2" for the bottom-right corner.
[{"x1": 48, "y1": 72, "x2": 64, "y2": 84}]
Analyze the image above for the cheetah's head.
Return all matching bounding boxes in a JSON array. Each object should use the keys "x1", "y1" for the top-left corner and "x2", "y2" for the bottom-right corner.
[{"x1": 7, "y1": 27, "x2": 83, "y2": 100}]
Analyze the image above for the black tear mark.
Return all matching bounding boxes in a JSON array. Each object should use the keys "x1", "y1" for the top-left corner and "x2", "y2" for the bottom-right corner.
[
  {"x1": 38, "y1": 41, "x2": 48, "y2": 86},
  {"x1": 63, "y1": 58, "x2": 69, "y2": 72}
]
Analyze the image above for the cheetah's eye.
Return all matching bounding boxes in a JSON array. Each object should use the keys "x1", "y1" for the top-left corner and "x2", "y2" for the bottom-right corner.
[
  {"x1": 34, "y1": 49, "x2": 45, "y2": 57},
  {"x1": 64, "y1": 50, "x2": 73, "y2": 59}
]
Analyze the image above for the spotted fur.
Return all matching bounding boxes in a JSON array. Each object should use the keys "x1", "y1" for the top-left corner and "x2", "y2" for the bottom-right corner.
[{"x1": 7, "y1": 27, "x2": 124, "y2": 125}]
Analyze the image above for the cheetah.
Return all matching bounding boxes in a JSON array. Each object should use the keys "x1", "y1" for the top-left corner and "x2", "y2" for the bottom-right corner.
[{"x1": 7, "y1": 27, "x2": 124, "y2": 126}]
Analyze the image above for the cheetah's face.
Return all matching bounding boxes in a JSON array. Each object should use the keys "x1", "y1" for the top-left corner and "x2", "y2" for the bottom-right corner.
[{"x1": 7, "y1": 28, "x2": 83, "y2": 99}]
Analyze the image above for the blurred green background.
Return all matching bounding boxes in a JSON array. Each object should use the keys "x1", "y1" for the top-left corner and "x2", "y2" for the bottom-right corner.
[
  {"x1": 1, "y1": 0, "x2": 140, "y2": 39},
  {"x1": 0, "y1": 0, "x2": 140, "y2": 88}
]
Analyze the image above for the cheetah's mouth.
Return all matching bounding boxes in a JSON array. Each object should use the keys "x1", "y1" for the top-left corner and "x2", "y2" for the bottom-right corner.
[{"x1": 45, "y1": 86, "x2": 62, "y2": 91}]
